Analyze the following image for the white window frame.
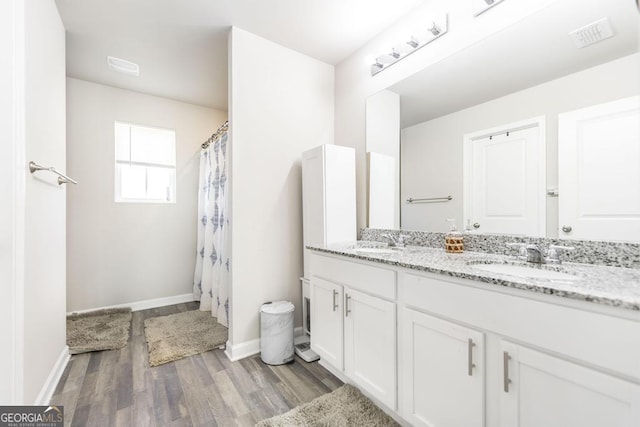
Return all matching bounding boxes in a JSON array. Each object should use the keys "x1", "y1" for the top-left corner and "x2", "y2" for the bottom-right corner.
[{"x1": 114, "y1": 121, "x2": 177, "y2": 204}]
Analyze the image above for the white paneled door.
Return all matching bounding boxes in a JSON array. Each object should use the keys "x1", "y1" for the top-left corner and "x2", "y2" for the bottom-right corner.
[
  {"x1": 464, "y1": 120, "x2": 545, "y2": 236},
  {"x1": 558, "y1": 96, "x2": 640, "y2": 242}
]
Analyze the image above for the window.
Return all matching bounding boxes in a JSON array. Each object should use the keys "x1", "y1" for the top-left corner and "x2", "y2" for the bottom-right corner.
[{"x1": 114, "y1": 121, "x2": 176, "y2": 203}]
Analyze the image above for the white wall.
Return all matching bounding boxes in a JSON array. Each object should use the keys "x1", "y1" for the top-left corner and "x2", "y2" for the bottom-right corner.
[
  {"x1": 366, "y1": 90, "x2": 400, "y2": 228},
  {"x1": 22, "y1": 0, "x2": 67, "y2": 404},
  {"x1": 66, "y1": 78, "x2": 227, "y2": 312},
  {"x1": 401, "y1": 53, "x2": 640, "y2": 235},
  {"x1": 335, "y1": 0, "x2": 558, "y2": 228},
  {"x1": 228, "y1": 27, "x2": 334, "y2": 349}
]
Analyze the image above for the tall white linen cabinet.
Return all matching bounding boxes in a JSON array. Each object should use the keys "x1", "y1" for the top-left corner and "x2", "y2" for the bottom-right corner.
[
  {"x1": 301, "y1": 144, "x2": 356, "y2": 278},
  {"x1": 300, "y1": 144, "x2": 356, "y2": 361}
]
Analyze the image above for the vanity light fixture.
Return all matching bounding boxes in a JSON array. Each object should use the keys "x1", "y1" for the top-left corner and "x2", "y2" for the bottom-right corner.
[
  {"x1": 371, "y1": 61, "x2": 384, "y2": 74},
  {"x1": 371, "y1": 13, "x2": 448, "y2": 76},
  {"x1": 428, "y1": 22, "x2": 441, "y2": 36},
  {"x1": 107, "y1": 56, "x2": 140, "y2": 77}
]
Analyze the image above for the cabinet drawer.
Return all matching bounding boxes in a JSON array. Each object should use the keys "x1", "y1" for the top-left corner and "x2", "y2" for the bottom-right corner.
[
  {"x1": 399, "y1": 271, "x2": 640, "y2": 380},
  {"x1": 310, "y1": 253, "x2": 395, "y2": 300}
]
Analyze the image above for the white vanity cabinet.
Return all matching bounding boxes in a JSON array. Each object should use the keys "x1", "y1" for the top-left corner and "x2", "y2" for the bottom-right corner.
[
  {"x1": 310, "y1": 251, "x2": 640, "y2": 426},
  {"x1": 399, "y1": 307, "x2": 484, "y2": 427},
  {"x1": 400, "y1": 270, "x2": 640, "y2": 427},
  {"x1": 500, "y1": 341, "x2": 640, "y2": 427},
  {"x1": 309, "y1": 253, "x2": 397, "y2": 409}
]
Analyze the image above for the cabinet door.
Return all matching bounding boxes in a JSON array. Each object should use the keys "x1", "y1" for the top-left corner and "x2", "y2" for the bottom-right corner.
[
  {"x1": 400, "y1": 307, "x2": 484, "y2": 427},
  {"x1": 344, "y1": 287, "x2": 396, "y2": 409},
  {"x1": 500, "y1": 341, "x2": 640, "y2": 427},
  {"x1": 310, "y1": 277, "x2": 343, "y2": 370}
]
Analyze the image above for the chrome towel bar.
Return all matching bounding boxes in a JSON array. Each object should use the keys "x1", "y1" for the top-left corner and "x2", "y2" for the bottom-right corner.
[
  {"x1": 29, "y1": 161, "x2": 77, "y2": 185},
  {"x1": 406, "y1": 195, "x2": 452, "y2": 203}
]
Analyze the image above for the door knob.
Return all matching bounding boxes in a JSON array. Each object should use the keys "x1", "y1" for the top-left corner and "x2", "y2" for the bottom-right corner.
[
  {"x1": 561, "y1": 225, "x2": 572, "y2": 233},
  {"x1": 473, "y1": 222, "x2": 480, "y2": 229}
]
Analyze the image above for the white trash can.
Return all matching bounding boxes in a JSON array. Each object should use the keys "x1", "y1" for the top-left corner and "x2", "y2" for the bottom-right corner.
[{"x1": 260, "y1": 301, "x2": 295, "y2": 365}]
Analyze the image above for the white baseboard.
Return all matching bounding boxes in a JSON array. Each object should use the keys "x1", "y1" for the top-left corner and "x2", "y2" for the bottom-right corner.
[
  {"x1": 67, "y1": 293, "x2": 195, "y2": 315},
  {"x1": 34, "y1": 345, "x2": 70, "y2": 405},
  {"x1": 224, "y1": 338, "x2": 260, "y2": 362},
  {"x1": 224, "y1": 326, "x2": 305, "y2": 362}
]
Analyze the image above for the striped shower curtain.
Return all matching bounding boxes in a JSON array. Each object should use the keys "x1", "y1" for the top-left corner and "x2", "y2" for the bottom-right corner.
[{"x1": 192, "y1": 131, "x2": 230, "y2": 327}]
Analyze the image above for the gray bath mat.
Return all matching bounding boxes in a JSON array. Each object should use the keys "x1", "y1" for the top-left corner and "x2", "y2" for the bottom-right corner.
[
  {"x1": 143, "y1": 309, "x2": 228, "y2": 367},
  {"x1": 256, "y1": 384, "x2": 399, "y2": 426},
  {"x1": 67, "y1": 307, "x2": 132, "y2": 354}
]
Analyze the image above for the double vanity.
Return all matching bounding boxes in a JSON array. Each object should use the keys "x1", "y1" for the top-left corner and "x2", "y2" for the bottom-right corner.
[{"x1": 307, "y1": 232, "x2": 640, "y2": 426}]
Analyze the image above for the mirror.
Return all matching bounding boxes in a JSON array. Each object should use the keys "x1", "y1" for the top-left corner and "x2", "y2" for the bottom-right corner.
[{"x1": 366, "y1": 0, "x2": 640, "y2": 242}]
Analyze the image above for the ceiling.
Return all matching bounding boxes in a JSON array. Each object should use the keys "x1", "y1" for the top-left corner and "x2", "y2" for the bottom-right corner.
[
  {"x1": 55, "y1": 0, "x2": 427, "y2": 111},
  {"x1": 390, "y1": 0, "x2": 640, "y2": 128}
]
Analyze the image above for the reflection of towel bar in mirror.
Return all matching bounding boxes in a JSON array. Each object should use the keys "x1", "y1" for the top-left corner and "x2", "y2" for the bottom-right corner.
[
  {"x1": 406, "y1": 196, "x2": 452, "y2": 203},
  {"x1": 29, "y1": 161, "x2": 78, "y2": 185}
]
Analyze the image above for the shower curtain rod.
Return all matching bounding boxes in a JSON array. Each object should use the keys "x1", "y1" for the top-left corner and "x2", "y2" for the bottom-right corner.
[{"x1": 201, "y1": 120, "x2": 229, "y2": 149}]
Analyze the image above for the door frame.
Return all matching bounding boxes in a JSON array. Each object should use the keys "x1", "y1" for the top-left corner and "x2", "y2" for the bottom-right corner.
[
  {"x1": 463, "y1": 116, "x2": 546, "y2": 236},
  {"x1": 1, "y1": 0, "x2": 26, "y2": 404}
]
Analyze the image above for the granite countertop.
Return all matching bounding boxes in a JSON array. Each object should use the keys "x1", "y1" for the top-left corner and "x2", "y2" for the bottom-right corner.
[{"x1": 308, "y1": 241, "x2": 640, "y2": 311}]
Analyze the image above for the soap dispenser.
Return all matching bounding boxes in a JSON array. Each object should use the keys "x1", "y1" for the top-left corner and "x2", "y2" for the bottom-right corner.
[
  {"x1": 464, "y1": 219, "x2": 474, "y2": 233},
  {"x1": 445, "y1": 218, "x2": 464, "y2": 253}
]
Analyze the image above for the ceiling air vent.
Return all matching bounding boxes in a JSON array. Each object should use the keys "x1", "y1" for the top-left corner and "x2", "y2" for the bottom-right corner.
[
  {"x1": 107, "y1": 56, "x2": 139, "y2": 77},
  {"x1": 569, "y1": 17, "x2": 614, "y2": 49}
]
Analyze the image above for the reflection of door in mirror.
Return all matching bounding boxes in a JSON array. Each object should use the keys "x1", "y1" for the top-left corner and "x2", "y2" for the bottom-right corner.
[
  {"x1": 463, "y1": 118, "x2": 546, "y2": 237},
  {"x1": 558, "y1": 96, "x2": 640, "y2": 243}
]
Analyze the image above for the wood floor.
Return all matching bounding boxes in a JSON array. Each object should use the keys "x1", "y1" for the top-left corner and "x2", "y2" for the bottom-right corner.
[{"x1": 51, "y1": 302, "x2": 343, "y2": 427}]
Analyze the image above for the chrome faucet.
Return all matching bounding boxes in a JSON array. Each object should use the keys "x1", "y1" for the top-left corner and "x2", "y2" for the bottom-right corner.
[
  {"x1": 525, "y1": 245, "x2": 544, "y2": 263},
  {"x1": 545, "y1": 244, "x2": 576, "y2": 264},
  {"x1": 382, "y1": 233, "x2": 410, "y2": 248},
  {"x1": 506, "y1": 243, "x2": 575, "y2": 264}
]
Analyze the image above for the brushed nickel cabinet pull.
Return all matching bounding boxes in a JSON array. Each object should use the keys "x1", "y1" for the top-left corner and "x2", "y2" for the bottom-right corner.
[
  {"x1": 345, "y1": 294, "x2": 351, "y2": 317},
  {"x1": 503, "y1": 351, "x2": 512, "y2": 392},
  {"x1": 332, "y1": 289, "x2": 338, "y2": 311},
  {"x1": 467, "y1": 338, "x2": 476, "y2": 376}
]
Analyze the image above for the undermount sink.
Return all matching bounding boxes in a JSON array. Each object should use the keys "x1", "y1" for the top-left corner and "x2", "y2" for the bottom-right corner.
[
  {"x1": 354, "y1": 247, "x2": 399, "y2": 255},
  {"x1": 471, "y1": 263, "x2": 580, "y2": 282}
]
